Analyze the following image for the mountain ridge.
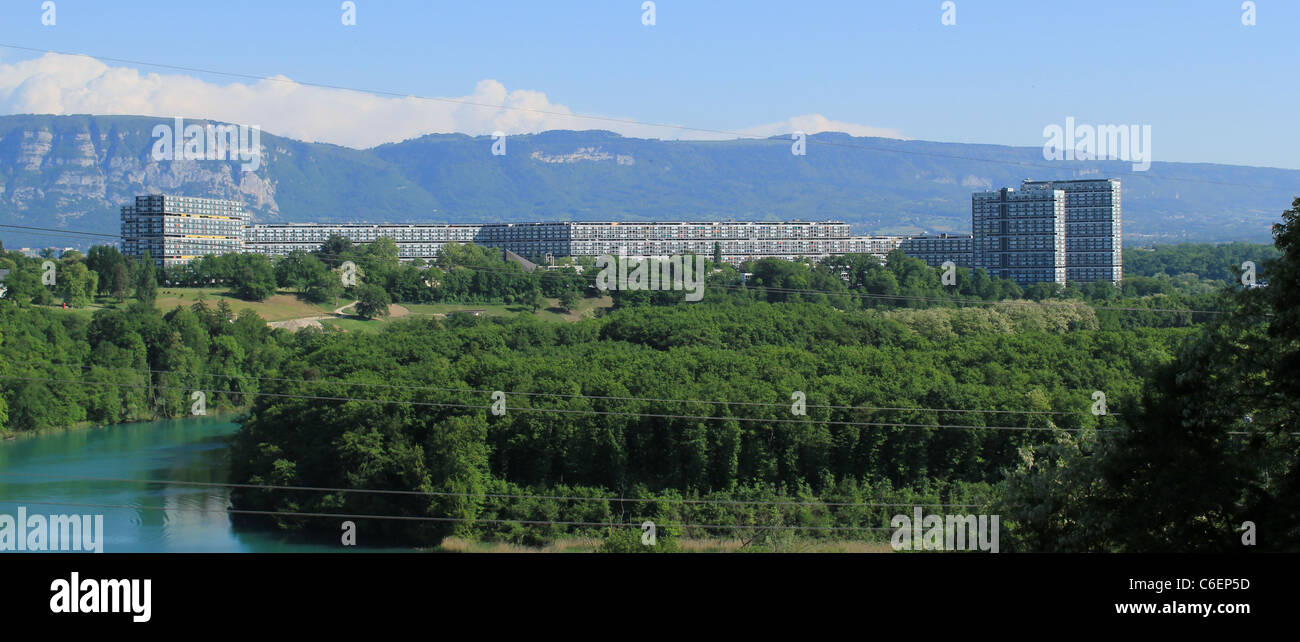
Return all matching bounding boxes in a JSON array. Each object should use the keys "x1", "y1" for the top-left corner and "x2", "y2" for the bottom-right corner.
[{"x1": 0, "y1": 114, "x2": 1294, "y2": 247}]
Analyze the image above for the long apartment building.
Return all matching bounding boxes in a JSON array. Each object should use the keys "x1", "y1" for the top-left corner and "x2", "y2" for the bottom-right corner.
[
  {"x1": 898, "y1": 233, "x2": 973, "y2": 268},
  {"x1": 972, "y1": 184, "x2": 1068, "y2": 286},
  {"x1": 121, "y1": 195, "x2": 246, "y2": 267},
  {"x1": 122, "y1": 195, "x2": 905, "y2": 267},
  {"x1": 246, "y1": 220, "x2": 904, "y2": 265}
]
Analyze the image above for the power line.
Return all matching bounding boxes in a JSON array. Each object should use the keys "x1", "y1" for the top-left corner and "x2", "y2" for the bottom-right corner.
[
  {"x1": 22, "y1": 368, "x2": 1286, "y2": 438},
  {"x1": 0, "y1": 499, "x2": 896, "y2": 532},
  {"x1": 0, "y1": 224, "x2": 119, "y2": 242},
  {"x1": 11, "y1": 360, "x2": 1113, "y2": 418},
  {"x1": 0, "y1": 224, "x2": 118, "y2": 238},
  {"x1": 0, "y1": 472, "x2": 987, "y2": 508},
  {"x1": 0, "y1": 374, "x2": 1114, "y2": 433},
  {"x1": 0, "y1": 43, "x2": 1282, "y2": 190}
]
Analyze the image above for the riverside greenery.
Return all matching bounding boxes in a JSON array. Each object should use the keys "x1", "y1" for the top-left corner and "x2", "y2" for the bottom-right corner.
[{"x1": 0, "y1": 215, "x2": 1294, "y2": 551}]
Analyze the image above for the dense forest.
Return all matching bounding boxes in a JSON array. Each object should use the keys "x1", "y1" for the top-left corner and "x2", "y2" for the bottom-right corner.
[
  {"x1": 1124, "y1": 242, "x2": 1280, "y2": 282},
  {"x1": 0, "y1": 220, "x2": 1294, "y2": 551}
]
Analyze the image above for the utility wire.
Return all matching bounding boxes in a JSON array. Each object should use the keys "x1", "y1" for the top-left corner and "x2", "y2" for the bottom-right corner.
[
  {"x1": 0, "y1": 472, "x2": 988, "y2": 508},
  {"x1": 9, "y1": 360, "x2": 1114, "y2": 418},
  {"x1": 0, "y1": 499, "x2": 896, "y2": 532},
  {"x1": 0, "y1": 374, "x2": 1113, "y2": 433},
  {"x1": 0, "y1": 224, "x2": 119, "y2": 240}
]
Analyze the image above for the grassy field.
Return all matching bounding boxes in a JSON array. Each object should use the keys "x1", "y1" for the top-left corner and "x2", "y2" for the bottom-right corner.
[
  {"x1": 402, "y1": 296, "x2": 612, "y2": 321},
  {"x1": 37, "y1": 290, "x2": 614, "y2": 331},
  {"x1": 152, "y1": 288, "x2": 337, "y2": 321},
  {"x1": 320, "y1": 296, "x2": 615, "y2": 333}
]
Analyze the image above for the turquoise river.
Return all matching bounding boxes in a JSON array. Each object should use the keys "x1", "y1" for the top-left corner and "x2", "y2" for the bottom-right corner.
[{"x1": 0, "y1": 416, "x2": 407, "y2": 552}]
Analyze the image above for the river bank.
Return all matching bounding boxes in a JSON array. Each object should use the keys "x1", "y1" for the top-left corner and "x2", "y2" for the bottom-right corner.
[
  {"x1": 0, "y1": 414, "x2": 409, "y2": 552},
  {"x1": 1, "y1": 407, "x2": 250, "y2": 441}
]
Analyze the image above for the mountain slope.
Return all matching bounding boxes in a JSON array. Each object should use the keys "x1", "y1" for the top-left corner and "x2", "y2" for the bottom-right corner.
[{"x1": 0, "y1": 114, "x2": 1294, "y2": 246}]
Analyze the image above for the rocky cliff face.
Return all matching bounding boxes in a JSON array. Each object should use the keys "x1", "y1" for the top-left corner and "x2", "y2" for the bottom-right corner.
[{"x1": 0, "y1": 115, "x2": 278, "y2": 231}]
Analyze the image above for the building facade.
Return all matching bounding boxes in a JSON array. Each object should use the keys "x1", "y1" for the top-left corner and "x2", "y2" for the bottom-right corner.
[
  {"x1": 123, "y1": 196, "x2": 904, "y2": 267},
  {"x1": 564, "y1": 221, "x2": 895, "y2": 264},
  {"x1": 845, "y1": 235, "x2": 905, "y2": 259},
  {"x1": 121, "y1": 195, "x2": 246, "y2": 267},
  {"x1": 898, "y1": 234, "x2": 973, "y2": 268},
  {"x1": 971, "y1": 185, "x2": 1067, "y2": 286},
  {"x1": 246, "y1": 223, "x2": 498, "y2": 260},
  {"x1": 894, "y1": 179, "x2": 1122, "y2": 286},
  {"x1": 1019, "y1": 178, "x2": 1122, "y2": 284},
  {"x1": 118, "y1": 187, "x2": 1117, "y2": 286}
]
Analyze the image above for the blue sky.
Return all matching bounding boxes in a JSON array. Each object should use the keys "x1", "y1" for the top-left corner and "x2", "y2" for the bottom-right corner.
[{"x1": 0, "y1": 0, "x2": 1295, "y2": 168}]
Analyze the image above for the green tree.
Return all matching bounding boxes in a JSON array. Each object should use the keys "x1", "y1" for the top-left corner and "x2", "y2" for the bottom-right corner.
[
  {"x1": 110, "y1": 262, "x2": 130, "y2": 302},
  {"x1": 135, "y1": 252, "x2": 158, "y2": 304},
  {"x1": 1001, "y1": 197, "x2": 1300, "y2": 552},
  {"x1": 86, "y1": 245, "x2": 127, "y2": 296},
  {"x1": 231, "y1": 254, "x2": 277, "y2": 301},
  {"x1": 1, "y1": 260, "x2": 46, "y2": 305},
  {"x1": 303, "y1": 264, "x2": 344, "y2": 303},
  {"x1": 277, "y1": 251, "x2": 338, "y2": 302},
  {"x1": 315, "y1": 235, "x2": 355, "y2": 268},
  {"x1": 55, "y1": 261, "x2": 96, "y2": 308},
  {"x1": 558, "y1": 290, "x2": 580, "y2": 312},
  {"x1": 354, "y1": 282, "x2": 391, "y2": 319}
]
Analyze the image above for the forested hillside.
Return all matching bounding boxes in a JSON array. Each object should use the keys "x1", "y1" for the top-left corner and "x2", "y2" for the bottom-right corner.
[
  {"x1": 1124, "y1": 242, "x2": 1280, "y2": 281},
  {"x1": 2, "y1": 215, "x2": 1296, "y2": 551}
]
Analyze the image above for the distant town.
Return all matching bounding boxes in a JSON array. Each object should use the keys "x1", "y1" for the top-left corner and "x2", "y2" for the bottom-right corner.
[{"x1": 120, "y1": 178, "x2": 1121, "y2": 286}]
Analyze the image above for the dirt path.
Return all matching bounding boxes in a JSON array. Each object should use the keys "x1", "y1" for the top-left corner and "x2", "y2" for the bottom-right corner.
[
  {"x1": 266, "y1": 300, "x2": 357, "y2": 332},
  {"x1": 268, "y1": 301, "x2": 409, "y2": 332},
  {"x1": 267, "y1": 316, "x2": 326, "y2": 331}
]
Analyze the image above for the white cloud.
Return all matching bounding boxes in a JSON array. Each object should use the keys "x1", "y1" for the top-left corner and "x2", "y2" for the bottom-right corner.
[
  {"x1": 737, "y1": 114, "x2": 906, "y2": 140},
  {"x1": 0, "y1": 53, "x2": 903, "y2": 147}
]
